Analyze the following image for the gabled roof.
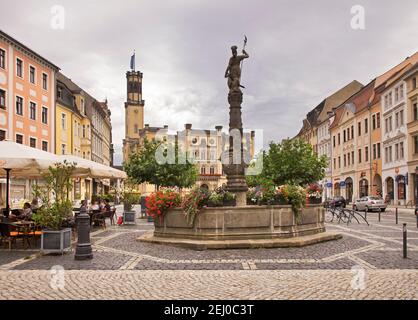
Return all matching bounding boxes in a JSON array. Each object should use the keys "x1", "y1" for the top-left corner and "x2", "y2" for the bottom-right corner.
[
  {"x1": 374, "y1": 51, "x2": 418, "y2": 88},
  {"x1": 294, "y1": 80, "x2": 364, "y2": 138},
  {"x1": 56, "y1": 72, "x2": 83, "y2": 93},
  {"x1": 317, "y1": 80, "x2": 364, "y2": 124},
  {"x1": 402, "y1": 62, "x2": 418, "y2": 80},
  {"x1": 329, "y1": 79, "x2": 375, "y2": 129}
]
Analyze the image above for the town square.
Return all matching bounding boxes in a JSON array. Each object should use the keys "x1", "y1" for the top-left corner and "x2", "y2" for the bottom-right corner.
[{"x1": 0, "y1": 0, "x2": 417, "y2": 305}]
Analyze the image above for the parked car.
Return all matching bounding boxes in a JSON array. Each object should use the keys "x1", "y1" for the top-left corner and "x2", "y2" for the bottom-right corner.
[
  {"x1": 325, "y1": 196, "x2": 346, "y2": 208},
  {"x1": 353, "y1": 196, "x2": 387, "y2": 212}
]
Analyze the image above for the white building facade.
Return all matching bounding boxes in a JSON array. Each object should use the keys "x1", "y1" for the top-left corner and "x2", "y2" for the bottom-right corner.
[{"x1": 381, "y1": 79, "x2": 408, "y2": 205}]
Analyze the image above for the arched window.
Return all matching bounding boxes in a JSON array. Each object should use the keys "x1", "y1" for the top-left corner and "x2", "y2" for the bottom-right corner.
[
  {"x1": 134, "y1": 124, "x2": 138, "y2": 133},
  {"x1": 200, "y1": 166, "x2": 206, "y2": 175},
  {"x1": 210, "y1": 166, "x2": 215, "y2": 174}
]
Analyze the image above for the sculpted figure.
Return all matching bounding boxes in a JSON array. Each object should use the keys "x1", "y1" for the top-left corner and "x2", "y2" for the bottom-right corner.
[{"x1": 224, "y1": 45, "x2": 249, "y2": 93}]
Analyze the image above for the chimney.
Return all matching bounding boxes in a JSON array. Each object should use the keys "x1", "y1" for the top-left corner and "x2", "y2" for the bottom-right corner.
[
  {"x1": 144, "y1": 124, "x2": 149, "y2": 129},
  {"x1": 163, "y1": 125, "x2": 168, "y2": 129},
  {"x1": 215, "y1": 125, "x2": 223, "y2": 131},
  {"x1": 251, "y1": 130, "x2": 255, "y2": 138},
  {"x1": 185, "y1": 123, "x2": 192, "y2": 130}
]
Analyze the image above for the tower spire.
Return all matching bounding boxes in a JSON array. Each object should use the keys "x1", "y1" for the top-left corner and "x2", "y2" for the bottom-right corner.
[{"x1": 130, "y1": 50, "x2": 136, "y2": 71}]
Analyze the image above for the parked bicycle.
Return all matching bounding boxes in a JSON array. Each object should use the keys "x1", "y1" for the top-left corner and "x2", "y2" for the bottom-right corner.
[{"x1": 325, "y1": 205, "x2": 369, "y2": 226}]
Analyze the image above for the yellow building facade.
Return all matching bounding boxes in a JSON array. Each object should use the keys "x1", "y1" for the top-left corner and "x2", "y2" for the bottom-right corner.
[
  {"x1": 405, "y1": 64, "x2": 418, "y2": 204},
  {"x1": 55, "y1": 72, "x2": 96, "y2": 201}
]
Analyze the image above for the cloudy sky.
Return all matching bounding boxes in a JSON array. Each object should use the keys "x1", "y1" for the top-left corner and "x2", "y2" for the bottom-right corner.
[{"x1": 1, "y1": 0, "x2": 417, "y2": 164}]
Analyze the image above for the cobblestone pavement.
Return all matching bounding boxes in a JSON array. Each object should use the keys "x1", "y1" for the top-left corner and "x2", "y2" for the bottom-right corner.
[
  {"x1": 0, "y1": 209, "x2": 417, "y2": 299},
  {"x1": 0, "y1": 270, "x2": 416, "y2": 299}
]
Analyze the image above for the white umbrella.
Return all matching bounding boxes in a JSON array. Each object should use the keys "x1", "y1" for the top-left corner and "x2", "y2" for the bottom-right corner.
[
  {"x1": 59, "y1": 154, "x2": 127, "y2": 179},
  {"x1": 0, "y1": 140, "x2": 90, "y2": 212},
  {"x1": 0, "y1": 140, "x2": 89, "y2": 178},
  {"x1": 0, "y1": 140, "x2": 62, "y2": 178}
]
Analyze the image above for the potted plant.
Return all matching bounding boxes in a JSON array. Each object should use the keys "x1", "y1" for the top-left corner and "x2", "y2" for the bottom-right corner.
[
  {"x1": 101, "y1": 193, "x2": 114, "y2": 204},
  {"x1": 207, "y1": 192, "x2": 223, "y2": 207},
  {"x1": 274, "y1": 186, "x2": 289, "y2": 205},
  {"x1": 223, "y1": 191, "x2": 236, "y2": 206},
  {"x1": 32, "y1": 161, "x2": 75, "y2": 254},
  {"x1": 122, "y1": 192, "x2": 137, "y2": 225},
  {"x1": 306, "y1": 184, "x2": 323, "y2": 204}
]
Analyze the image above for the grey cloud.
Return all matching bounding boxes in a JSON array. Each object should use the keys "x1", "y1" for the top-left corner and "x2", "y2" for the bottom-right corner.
[{"x1": 1, "y1": 0, "x2": 417, "y2": 164}]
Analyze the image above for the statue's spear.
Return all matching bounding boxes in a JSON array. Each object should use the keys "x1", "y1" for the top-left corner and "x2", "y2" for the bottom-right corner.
[{"x1": 240, "y1": 35, "x2": 247, "y2": 88}]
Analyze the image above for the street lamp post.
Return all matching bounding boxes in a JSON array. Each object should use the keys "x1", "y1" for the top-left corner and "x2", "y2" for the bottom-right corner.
[{"x1": 74, "y1": 207, "x2": 93, "y2": 260}]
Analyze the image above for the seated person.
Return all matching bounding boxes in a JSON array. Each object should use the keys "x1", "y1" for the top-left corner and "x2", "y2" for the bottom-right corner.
[
  {"x1": 90, "y1": 201, "x2": 100, "y2": 211},
  {"x1": 31, "y1": 198, "x2": 39, "y2": 211},
  {"x1": 79, "y1": 199, "x2": 88, "y2": 210},
  {"x1": 16, "y1": 202, "x2": 32, "y2": 220},
  {"x1": 101, "y1": 199, "x2": 111, "y2": 212}
]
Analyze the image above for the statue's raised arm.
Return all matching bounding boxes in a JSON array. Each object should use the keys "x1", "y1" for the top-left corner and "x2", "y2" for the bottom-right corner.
[{"x1": 225, "y1": 45, "x2": 249, "y2": 93}]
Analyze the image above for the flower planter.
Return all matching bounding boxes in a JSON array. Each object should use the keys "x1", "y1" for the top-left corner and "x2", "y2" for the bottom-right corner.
[
  {"x1": 40, "y1": 228, "x2": 72, "y2": 254},
  {"x1": 309, "y1": 197, "x2": 322, "y2": 205},
  {"x1": 123, "y1": 211, "x2": 136, "y2": 225},
  {"x1": 223, "y1": 199, "x2": 236, "y2": 207},
  {"x1": 207, "y1": 200, "x2": 223, "y2": 208}
]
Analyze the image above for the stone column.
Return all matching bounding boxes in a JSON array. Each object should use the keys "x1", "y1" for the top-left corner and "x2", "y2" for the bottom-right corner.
[{"x1": 223, "y1": 91, "x2": 248, "y2": 206}]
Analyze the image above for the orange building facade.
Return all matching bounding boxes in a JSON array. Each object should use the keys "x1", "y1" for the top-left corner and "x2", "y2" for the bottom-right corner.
[{"x1": 0, "y1": 30, "x2": 59, "y2": 203}]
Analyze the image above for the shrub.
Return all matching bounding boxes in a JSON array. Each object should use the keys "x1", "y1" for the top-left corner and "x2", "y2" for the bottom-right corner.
[
  {"x1": 208, "y1": 192, "x2": 223, "y2": 206},
  {"x1": 31, "y1": 161, "x2": 76, "y2": 230},
  {"x1": 223, "y1": 191, "x2": 235, "y2": 202},
  {"x1": 122, "y1": 192, "x2": 140, "y2": 211},
  {"x1": 282, "y1": 184, "x2": 306, "y2": 221},
  {"x1": 101, "y1": 194, "x2": 115, "y2": 203},
  {"x1": 181, "y1": 188, "x2": 207, "y2": 226}
]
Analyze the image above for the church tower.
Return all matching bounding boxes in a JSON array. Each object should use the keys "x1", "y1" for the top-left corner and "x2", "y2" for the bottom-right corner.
[{"x1": 123, "y1": 58, "x2": 145, "y2": 164}]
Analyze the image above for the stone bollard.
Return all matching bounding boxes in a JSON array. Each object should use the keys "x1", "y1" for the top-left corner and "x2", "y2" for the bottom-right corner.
[{"x1": 74, "y1": 207, "x2": 93, "y2": 260}]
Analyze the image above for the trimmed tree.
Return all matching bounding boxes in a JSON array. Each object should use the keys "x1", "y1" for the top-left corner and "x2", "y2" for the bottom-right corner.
[
  {"x1": 248, "y1": 139, "x2": 327, "y2": 187},
  {"x1": 124, "y1": 138, "x2": 198, "y2": 190}
]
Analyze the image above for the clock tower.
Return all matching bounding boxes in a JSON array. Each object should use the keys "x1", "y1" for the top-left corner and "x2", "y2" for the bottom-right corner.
[{"x1": 123, "y1": 65, "x2": 145, "y2": 163}]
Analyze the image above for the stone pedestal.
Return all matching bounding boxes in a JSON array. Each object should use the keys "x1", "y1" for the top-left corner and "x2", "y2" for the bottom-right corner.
[
  {"x1": 223, "y1": 91, "x2": 248, "y2": 198},
  {"x1": 235, "y1": 192, "x2": 247, "y2": 207}
]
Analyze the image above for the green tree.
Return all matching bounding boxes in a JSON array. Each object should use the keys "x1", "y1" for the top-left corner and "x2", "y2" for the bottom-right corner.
[
  {"x1": 124, "y1": 138, "x2": 198, "y2": 190},
  {"x1": 248, "y1": 139, "x2": 327, "y2": 187},
  {"x1": 32, "y1": 161, "x2": 76, "y2": 230}
]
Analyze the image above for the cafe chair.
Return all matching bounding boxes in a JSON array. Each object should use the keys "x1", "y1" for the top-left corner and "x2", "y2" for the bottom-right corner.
[
  {"x1": 92, "y1": 212, "x2": 106, "y2": 230},
  {"x1": 0, "y1": 222, "x2": 20, "y2": 250}
]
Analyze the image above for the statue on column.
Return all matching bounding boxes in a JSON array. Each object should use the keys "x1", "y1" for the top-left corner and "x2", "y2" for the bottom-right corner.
[{"x1": 224, "y1": 45, "x2": 249, "y2": 93}]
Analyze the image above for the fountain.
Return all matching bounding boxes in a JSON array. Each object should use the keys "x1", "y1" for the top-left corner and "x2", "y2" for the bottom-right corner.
[{"x1": 139, "y1": 43, "x2": 342, "y2": 249}]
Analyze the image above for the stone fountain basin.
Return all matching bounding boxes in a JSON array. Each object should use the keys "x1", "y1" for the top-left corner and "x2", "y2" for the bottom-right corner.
[{"x1": 138, "y1": 204, "x2": 342, "y2": 250}]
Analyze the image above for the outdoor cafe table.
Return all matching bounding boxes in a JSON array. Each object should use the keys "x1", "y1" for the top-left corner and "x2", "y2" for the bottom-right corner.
[{"x1": 3, "y1": 220, "x2": 36, "y2": 249}]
